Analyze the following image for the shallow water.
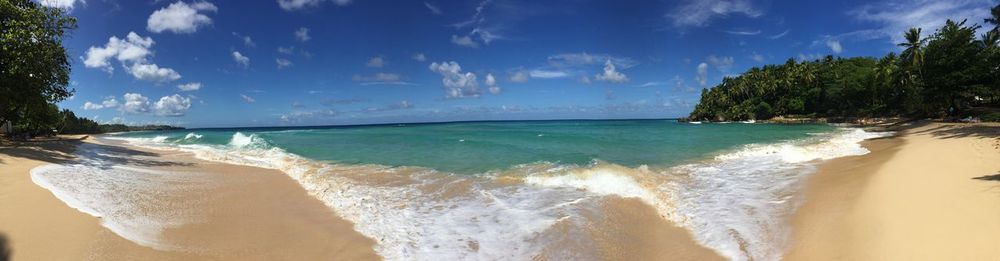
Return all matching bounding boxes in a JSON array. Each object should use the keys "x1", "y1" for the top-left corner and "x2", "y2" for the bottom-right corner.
[{"x1": 38, "y1": 120, "x2": 889, "y2": 260}]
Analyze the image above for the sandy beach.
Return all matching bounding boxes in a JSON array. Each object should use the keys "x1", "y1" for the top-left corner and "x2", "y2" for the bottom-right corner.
[
  {"x1": 788, "y1": 122, "x2": 1000, "y2": 260},
  {"x1": 0, "y1": 137, "x2": 378, "y2": 260}
]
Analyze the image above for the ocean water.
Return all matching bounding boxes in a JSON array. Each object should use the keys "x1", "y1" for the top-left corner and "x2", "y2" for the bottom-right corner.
[{"x1": 34, "y1": 120, "x2": 890, "y2": 260}]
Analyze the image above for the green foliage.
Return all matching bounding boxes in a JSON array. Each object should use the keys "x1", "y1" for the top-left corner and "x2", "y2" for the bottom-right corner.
[
  {"x1": 690, "y1": 7, "x2": 1000, "y2": 121},
  {"x1": 1, "y1": 0, "x2": 77, "y2": 130},
  {"x1": 981, "y1": 112, "x2": 1000, "y2": 122}
]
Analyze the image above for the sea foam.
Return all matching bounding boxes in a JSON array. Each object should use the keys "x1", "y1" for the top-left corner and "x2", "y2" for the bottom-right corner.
[{"x1": 106, "y1": 128, "x2": 891, "y2": 261}]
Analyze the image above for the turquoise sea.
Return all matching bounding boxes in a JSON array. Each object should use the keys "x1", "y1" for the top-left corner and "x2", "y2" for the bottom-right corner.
[{"x1": 69, "y1": 120, "x2": 887, "y2": 260}]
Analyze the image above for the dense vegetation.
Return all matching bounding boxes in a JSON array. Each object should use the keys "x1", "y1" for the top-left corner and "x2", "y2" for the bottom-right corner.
[
  {"x1": 1, "y1": 0, "x2": 180, "y2": 137},
  {"x1": 690, "y1": 5, "x2": 1000, "y2": 121}
]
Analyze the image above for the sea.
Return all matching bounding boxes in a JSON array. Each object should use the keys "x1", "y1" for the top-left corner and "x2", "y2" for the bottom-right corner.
[{"x1": 31, "y1": 119, "x2": 890, "y2": 260}]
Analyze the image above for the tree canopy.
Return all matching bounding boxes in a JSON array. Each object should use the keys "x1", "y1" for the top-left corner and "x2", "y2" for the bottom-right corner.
[
  {"x1": 690, "y1": 7, "x2": 1000, "y2": 121},
  {"x1": 1, "y1": 0, "x2": 77, "y2": 132}
]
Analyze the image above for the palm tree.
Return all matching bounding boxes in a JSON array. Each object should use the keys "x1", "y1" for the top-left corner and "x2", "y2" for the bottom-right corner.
[
  {"x1": 986, "y1": 4, "x2": 999, "y2": 32},
  {"x1": 898, "y1": 28, "x2": 927, "y2": 70},
  {"x1": 981, "y1": 30, "x2": 1000, "y2": 48}
]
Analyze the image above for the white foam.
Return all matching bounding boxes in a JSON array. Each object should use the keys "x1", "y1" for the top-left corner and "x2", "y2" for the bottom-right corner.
[
  {"x1": 183, "y1": 132, "x2": 203, "y2": 140},
  {"x1": 30, "y1": 148, "x2": 213, "y2": 252}
]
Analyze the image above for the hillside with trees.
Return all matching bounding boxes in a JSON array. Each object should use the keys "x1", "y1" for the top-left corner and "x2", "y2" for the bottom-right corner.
[{"x1": 689, "y1": 5, "x2": 1000, "y2": 122}]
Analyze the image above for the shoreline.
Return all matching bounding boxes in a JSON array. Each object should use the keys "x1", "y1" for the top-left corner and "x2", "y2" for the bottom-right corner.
[
  {"x1": 787, "y1": 122, "x2": 1000, "y2": 260},
  {"x1": 1, "y1": 136, "x2": 379, "y2": 260}
]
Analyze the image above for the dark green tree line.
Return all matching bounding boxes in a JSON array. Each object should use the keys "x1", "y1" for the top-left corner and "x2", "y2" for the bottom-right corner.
[{"x1": 691, "y1": 5, "x2": 1000, "y2": 121}]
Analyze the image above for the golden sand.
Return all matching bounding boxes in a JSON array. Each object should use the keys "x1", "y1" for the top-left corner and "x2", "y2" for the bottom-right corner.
[
  {"x1": 788, "y1": 122, "x2": 1000, "y2": 260},
  {"x1": 0, "y1": 137, "x2": 378, "y2": 260}
]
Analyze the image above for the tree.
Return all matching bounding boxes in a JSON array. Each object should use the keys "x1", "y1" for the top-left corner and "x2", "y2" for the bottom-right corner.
[
  {"x1": 899, "y1": 28, "x2": 927, "y2": 70},
  {"x1": 922, "y1": 19, "x2": 983, "y2": 115},
  {"x1": 0, "y1": 0, "x2": 77, "y2": 132}
]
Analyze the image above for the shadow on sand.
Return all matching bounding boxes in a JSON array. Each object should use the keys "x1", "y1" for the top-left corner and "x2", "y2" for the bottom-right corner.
[
  {"x1": 1, "y1": 232, "x2": 9, "y2": 261},
  {"x1": 973, "y1": 173, "x2": 1000, "y2": 182},
  {"x1": 909, "y1": 122, "x2": 1000, "y2": 140},
  {"x1": 0, "y1": 138, "x2": 193, "y2": 168}
]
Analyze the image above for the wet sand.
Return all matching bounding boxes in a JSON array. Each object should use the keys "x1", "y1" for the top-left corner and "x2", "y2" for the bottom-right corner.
[
  {"x1": 1, "y1": 137, "x2": 378, "y2": 260},
  {"x1": 788, "y1": 122, "x2": 1000, "y2": 260}
]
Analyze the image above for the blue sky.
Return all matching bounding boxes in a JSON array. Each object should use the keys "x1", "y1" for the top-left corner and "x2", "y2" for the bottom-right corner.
[{"x1": 43, "y1": 0, "x2": 997, "y2": 127}]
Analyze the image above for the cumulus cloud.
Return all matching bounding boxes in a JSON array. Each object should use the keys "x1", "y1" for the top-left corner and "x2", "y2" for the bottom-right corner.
[
  {"x1": 82, "y1": 32, "x2": 182, "y2": 82},
  {"x1": 120, "y1": 93, "x2": 151, "y2": 114},
  {"x1": 594, "y1": 60, "x2": 628, "y2": 83},
  {"x1": 366, "y1": 56, "x2": 385, "y2": 68},
  {"x1": 667, "y1": 0, "x2": 762, "y2": 28},
  {"x1": 424, "y1": 2, "x2": 442, "y2": 14},
  {"x1": 750, "y1": 53, "x2": 765, "y2": 62},
  {"x1": 82, "y1": 97, "x2": 119, "y2": 110},
  {"x1": 232, "y1": 51, "x2": 250, "y2": 67},
  {"x1": 147, "y1": 1, "x2": 218, "y2": 34},
  {"x1": 277, "y1": 46, "x2": 295, "y2": 54},
  {"x1": 696, "y1": 62, "x2": 709, "y2": 87},
  {"x1": 240, "y1": 94, "x2": 256, "y2": 103},
  {"x1": 451, "y1": 35, "x2": 479, "y2": 48},
  {"x1": 177, "y1": 82, "x2": 202, "y2": 91},
  {"x1": 276, "y1": 58, "x2": 293, "y2": 69},
  {"x1": 429, "y1": 61, "x2": 480, "y2": 98},
  {"x1": 279, "y1": 109, "x2": 337, "y2": 123},
  {"x1": 232, "y1": 32, "x2": 255, "y2": 47},
  {"x1": 128, "y1": 63, "x2": 181, "y2": 83},
  {"x1": 82, "y1": 32, "x2": 154, "y2": 72},
  {"x1": 153, "y1": 94, "x2": 192, "y2": 116},
  {"x1": 706, "y1": 55, "x2": 734, "y2": 72},
  {"x1": 277, "y1": 0, "x2": 351, "y2": 11},
  {"x1": 826, "y1": 40, "x2": 843, "y2": 53},
  {"x1": 412, "y1": 53, "x2": 427, "y2": 61},
  {"x1": 38, "y1": 0, "x2": 82, "y2": 10},
  {"x1": 294, "y1": 27, "x2": 311, "y2": 42},
  {"x1": 485, "y1": 73, "x2": 500, "y2": 94}
]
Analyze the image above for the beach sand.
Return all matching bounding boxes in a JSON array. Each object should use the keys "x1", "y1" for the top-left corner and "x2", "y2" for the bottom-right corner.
[
  {"x1": 0, "y1": 137, "x2": 378, "y2": 260},
  {"x1": 788, "y1": 122, "x2": 1000, "y2": 260}
]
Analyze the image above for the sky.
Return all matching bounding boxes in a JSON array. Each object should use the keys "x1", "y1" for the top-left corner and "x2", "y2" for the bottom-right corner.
[{"x1": 40, "y1": 0, "x2": 998, "y2": 128}]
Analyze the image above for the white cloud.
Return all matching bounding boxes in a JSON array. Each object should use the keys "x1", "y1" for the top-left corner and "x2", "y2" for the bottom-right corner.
[
  {"x1": 547, "y1": 53, "x2": 638, "y2": 69},
  {"x1": 146, "y1": 1, "x2": 218, "y2": 34},
  {"x1": 177, "y1": 82, "x2": 202, "y2": 91},
  {"x1": 240, "y1": 94, "x2": 256, "y2": 103},
  {"x1": 594, "y1": 60, "x2": 628, "y2": 83},
  {"x1": 769, "y1": 30, "x2": 790, "y2": 39},
  {"x1": 529, "y1": 69, "x2": 569, "y2": 79},
  {"x1": 82, "y1": 102, "x2": 103, "y2": 110},
  {"x1": 128, "y1": 63, "x2": 181, "y2": 83},
  {"x1": 232, "y1": 32, "x2": 256, "y2": 47},
  {"x1": 152, "y1": 94, "x2": 192, "y2": 116},
  {"x1": 485, "y1": 73, "x2": 500, "y2": 94},
  {"x1": 82, "y1": 32, "x2": 182, "y2": 83},
  {"x1": 277, "y1": 46, "x2": 295, "y2": 54},
  {"x1": 451, "y1": 35, "x2": 479, "y2": 48},
  {"x1": 412, "y1": 53, "x2": 427, "y2": 61},
  {"x1": 826, "y1": 40, "x2": 843, "y2": 53},
  {"x1": 352, "y1": 73, "x2": 412, "y2": 85},
  {"x1": 706, "y1": 55, "x2": 734, "y2": 72},
  {"x1": 294, "y1": 27, "x2": 311, "y2": 42},
  {"x1": 38, "y1": 0, "x2": 82, "y2": 10},
  {"x1": 847, "y1": 0, "x2": 993, "y2": 44},
  {"x1": 696, "y1": 62, "x2": 709, "y2": 87},
  {"x1": 120, "y1": 93, "x2": 151, "y2": 114},
  {"x1": 424, "y1": 2, "x2": 442, "y2": 14},
  {"x1": 232, "y1": 51, "x2": 250, "y2": 67},
  {"x1": 750, "y1": 53, "x2": 765, "y2": 62},
  {"x1": 276, "y1": 58, "x2": 293, "y2": 69},
  {"x1": 366, "y1": 56, "x2": 385, "y2": 68},
  {"x1": 723, "y1": 29, "x2": 762, "y2": 35},
  {"x1": 277, "y1": 0, "x2": 351, "y2": 11},
  {"x1": 429, "y1": 61, "x2": 480, "y2": 98},
  {"x1": 82, "y1": 96, "x2": 117, "y2": 110},
  {"x1": 508, "y1": 70, "x2": 529, "y2": 82},
  {"x1": 82, "y1": 32, "x2": 154, "y2": 72},
  {"x1": 668, "y1": 0, "x2": 762, "y2": 28},
  {"x1": 579, "y1": 76, "x2": 592, "y2": 84}
]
